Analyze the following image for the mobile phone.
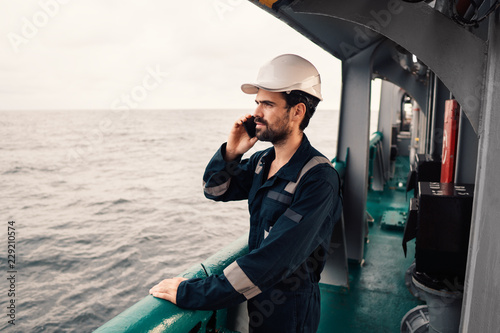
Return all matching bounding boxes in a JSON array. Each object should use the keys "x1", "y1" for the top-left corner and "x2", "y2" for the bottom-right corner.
[{"x1": 243, "y1": 116, "x2": 256, "y2": 138}]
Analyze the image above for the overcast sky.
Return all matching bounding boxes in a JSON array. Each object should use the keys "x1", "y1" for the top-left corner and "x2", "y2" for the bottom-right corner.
[{"x1": 0, "y1": 0, "x2": 351, "y2": 111}]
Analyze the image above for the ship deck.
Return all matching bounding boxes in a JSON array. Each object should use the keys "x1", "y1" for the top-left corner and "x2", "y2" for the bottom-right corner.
[{"x1": 319, "y1": 157, "x2": 422, "y2": 332}]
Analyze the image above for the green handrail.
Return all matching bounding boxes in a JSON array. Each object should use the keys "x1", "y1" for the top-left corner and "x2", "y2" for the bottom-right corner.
[
  {"x1": 369, "y1": 131, "x2": 383, "y2": 144},
  {"x1": 95, "y1": 234, "x2": 249, "y2": 333}
]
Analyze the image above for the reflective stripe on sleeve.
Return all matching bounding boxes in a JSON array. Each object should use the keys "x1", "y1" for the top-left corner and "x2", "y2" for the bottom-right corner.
[
  {"x1": 223, "y1": 261, "x2": 262, "y2": 299},
  {"x1": 203, "y1": 179, "x2": 231, "y2": 196},
  {"x1": 284, "y1": 208, "x2": 303, "y2": 223}
]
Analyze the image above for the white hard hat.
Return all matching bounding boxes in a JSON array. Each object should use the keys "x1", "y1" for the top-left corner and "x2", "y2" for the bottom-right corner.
[{"x1": 241, "y1": 54, "x2": 323, "y2": 101}]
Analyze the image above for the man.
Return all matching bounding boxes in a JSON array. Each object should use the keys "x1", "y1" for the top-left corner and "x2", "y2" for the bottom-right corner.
[{"x1": 150, "y1": 54, "x2": 342, "y2": 332}]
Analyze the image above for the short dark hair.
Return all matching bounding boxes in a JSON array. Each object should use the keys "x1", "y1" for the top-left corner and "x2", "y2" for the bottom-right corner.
[{"x1": 282, "y1": 90, "x2": 320, "y2": 131}]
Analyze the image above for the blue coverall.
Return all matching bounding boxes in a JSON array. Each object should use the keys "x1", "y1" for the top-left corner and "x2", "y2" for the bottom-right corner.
[{"x1": 176, "y1": 135, "x2": 342, "y2": 332}]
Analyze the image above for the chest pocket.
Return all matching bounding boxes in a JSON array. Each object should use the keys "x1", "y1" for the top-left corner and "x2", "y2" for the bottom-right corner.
[
  {"x1": 256, "y1": 155, "x2": 335, "y2": 237},
  {"x1": 261, "y1": 190, "x2": 292, "y2": 233}
]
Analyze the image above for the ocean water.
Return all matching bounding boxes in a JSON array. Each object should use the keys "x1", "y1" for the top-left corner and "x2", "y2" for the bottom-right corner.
[{"x1": 0, "y1": 108, "x2": 338, "y2": 332}]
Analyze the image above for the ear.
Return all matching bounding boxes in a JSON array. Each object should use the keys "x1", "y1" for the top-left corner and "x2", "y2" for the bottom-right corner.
[{"x1": 292, "y1": 102, "x2": 306, "y2": 122}]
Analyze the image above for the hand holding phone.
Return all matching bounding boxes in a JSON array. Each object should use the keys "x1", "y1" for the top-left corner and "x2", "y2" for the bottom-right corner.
[
  {"x1": 225, "y1": 115, "x2": 258, "y2": 161},
  {"x1": 243, "y1": 116, "x2": 256, "y2": 138}
]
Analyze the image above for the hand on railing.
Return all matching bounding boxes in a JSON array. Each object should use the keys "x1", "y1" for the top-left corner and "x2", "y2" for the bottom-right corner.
[{"x1": 149, "y1": 277, "x2": 188, "y2": 304}]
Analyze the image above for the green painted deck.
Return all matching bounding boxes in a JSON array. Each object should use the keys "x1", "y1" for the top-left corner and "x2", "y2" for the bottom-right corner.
[{"x1": 318, "y1": 156, "x2": 422, "y2": 332}]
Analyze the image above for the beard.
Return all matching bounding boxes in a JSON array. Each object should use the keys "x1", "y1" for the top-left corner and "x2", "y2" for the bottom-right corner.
[{"x1": 255, "y1": 114, "x2": 292, "y2": 145}]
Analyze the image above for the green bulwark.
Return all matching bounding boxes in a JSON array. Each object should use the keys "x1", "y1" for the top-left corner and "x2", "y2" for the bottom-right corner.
[{"x1": 95, "y1": 235, "x2": 249, "y2": 333}]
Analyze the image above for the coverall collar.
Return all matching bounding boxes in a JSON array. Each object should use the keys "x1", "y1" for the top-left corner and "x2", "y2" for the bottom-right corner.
[{"x1": 262, "y1": 134, "x2": 314, "y2": 183}]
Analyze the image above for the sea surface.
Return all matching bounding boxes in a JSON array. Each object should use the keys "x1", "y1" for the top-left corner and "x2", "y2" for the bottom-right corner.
[{"x1": 0, "y1": 108, "x2": 339, "y2": 332}]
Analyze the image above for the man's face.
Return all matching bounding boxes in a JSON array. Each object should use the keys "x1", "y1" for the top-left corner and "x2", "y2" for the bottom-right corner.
[{"x1": 253, "y1": 89, "x2": 292, "y2": 145}]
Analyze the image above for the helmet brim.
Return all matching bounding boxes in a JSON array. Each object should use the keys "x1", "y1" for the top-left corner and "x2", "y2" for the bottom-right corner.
[
  {"x1": 241, "y1": 83, "x2": 260, "y2": 95},
  {"x1": 241, "y1": 83, "x2": 323, "y2": 101},
  {"x1": 241, "y1": 82, "x2": 295, "y2": 95}
]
